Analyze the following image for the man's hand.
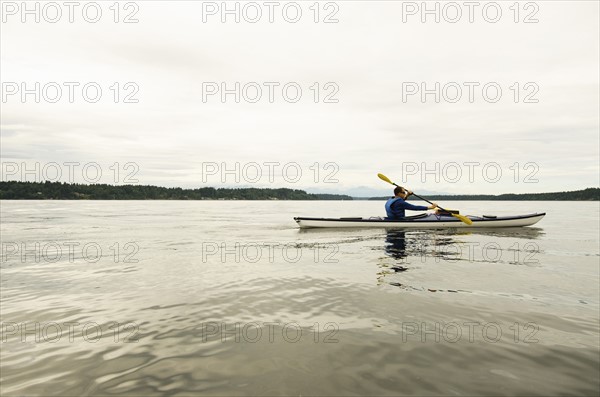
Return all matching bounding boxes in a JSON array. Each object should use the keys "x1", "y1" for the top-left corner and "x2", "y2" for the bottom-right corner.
[{"x1": 428, "y1": 203, "x2": 438, "y2": 210}]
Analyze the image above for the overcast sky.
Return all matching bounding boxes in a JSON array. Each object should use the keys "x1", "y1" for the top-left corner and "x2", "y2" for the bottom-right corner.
[{"x1": 1, "y1": 0, "x2": 599, "y2": 196}]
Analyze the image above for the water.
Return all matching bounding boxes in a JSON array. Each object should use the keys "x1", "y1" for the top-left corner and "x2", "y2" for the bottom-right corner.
[{"x1": 1, "y1": 200, "x2": 599, "y2": 396}]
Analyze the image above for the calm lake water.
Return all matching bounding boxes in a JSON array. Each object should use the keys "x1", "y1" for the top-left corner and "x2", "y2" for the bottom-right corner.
[{"x1": 1, "y1": 200, "x2": 599, "y2": 396}]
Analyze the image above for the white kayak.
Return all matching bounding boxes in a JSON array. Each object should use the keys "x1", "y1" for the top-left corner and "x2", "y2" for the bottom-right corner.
[{"x1": 294, "y1": 213, "x2": 546, "y2": 229}]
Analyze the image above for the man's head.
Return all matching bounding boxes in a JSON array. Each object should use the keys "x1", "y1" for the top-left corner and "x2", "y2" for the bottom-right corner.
[{"x1": 394, "y1": 186, "x2": 408, "y2": 198}]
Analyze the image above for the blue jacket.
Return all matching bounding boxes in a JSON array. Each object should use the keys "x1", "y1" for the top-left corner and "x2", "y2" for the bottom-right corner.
[{"x1": 385, "y1": 197, "x2": 428, "y2": 219}]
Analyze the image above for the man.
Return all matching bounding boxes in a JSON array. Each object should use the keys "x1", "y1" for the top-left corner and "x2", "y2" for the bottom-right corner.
[{"x1": 385, "y1": 186, "x2": 437, "y2": 220}]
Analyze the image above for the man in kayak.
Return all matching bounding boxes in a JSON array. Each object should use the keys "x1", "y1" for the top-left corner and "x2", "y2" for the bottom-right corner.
[{"x1": 385, "y1": 187, "x2": 438, "y2": 219}]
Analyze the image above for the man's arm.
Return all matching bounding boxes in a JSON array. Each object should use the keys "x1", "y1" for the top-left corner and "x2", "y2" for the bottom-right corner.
[
  {"x1": 405, "y1": 192, "x2": 437, "y2": 210},
  {"x1": 402, "y1": 202, "x2": 430, "y2": 211}
]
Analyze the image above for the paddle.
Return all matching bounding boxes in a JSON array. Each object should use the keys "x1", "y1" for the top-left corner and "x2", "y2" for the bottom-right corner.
[{"x1": 377, "y1": 173, "x2": 473, "y2": 225}]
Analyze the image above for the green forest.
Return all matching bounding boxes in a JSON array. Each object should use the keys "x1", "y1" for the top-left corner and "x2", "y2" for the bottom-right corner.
[
  {"x1": 0, "y1": 181, "x2": 353, "y2": 200},
  {"x1": 1, "y1": 181, "x2": 598, "y2": 201}
]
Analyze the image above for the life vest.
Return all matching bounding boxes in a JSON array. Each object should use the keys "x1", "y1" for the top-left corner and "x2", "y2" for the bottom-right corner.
[{"x1": 385, "y1": 197, "x2": 405, "y2": 219}]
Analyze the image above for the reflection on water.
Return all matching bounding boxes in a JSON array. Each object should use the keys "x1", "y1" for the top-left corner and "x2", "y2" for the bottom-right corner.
[
  {"x1": 1, "y1": 201, "x2": 598, "y2": 396},
  {"x1": 379, "y1": 227, "x2": 546, "y2": 292},
  {"x1": 439, "y1": 227, "x2": 546, "y2": 239}
]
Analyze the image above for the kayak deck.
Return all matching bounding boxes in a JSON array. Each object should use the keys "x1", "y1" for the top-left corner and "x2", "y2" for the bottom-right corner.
[{"x1": 294, "y1": 213, "x2": 545, "y2": 229}]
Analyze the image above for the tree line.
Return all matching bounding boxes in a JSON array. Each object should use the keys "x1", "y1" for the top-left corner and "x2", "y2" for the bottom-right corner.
[
  {"x1": 0, "y1": 181, "x2": 354, "y2": 200},
  {"x1": 2, "y1": 181, "x2": 597, "y2": 201},
  {"x1": 369, "y1": 188, "x2": 600, "y2": 201}
]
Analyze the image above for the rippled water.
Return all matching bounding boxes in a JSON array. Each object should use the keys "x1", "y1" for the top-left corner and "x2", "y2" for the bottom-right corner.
[{"x1": 1, "y1": 200, "x2": 599, "y2": 396}]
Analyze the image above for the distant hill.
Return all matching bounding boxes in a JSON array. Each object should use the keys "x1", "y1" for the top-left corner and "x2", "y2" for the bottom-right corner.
[
  {"x1": 0, "y1": 181, "x2": 353, "y2": 200},
  {"x1": 367, "y1": 188, "x2": 600, "y2": 201}
]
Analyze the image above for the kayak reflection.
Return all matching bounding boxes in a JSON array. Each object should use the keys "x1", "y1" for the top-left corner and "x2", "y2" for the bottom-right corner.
[
  {"x1": 384, "y1": 229, "x2": 408, "y2": 261},
  {"x1": 380, "y1": 227, "x2": 544, "y2": 291},
  {"x1": 384, "y1": 230, "x2": 457, "y2": 262},
  {"x1": 297, "y1": 225, "x2": 544, "y2": 240},
  {"x1": 436, "y1": 227, "x2": 545, "y2": 240},
  {"x1": 380, "y1": 230, "x2": 469, "y2": 291},
  {"x1": 383, "y1": 227, "x2": 543, "y2": 264}
]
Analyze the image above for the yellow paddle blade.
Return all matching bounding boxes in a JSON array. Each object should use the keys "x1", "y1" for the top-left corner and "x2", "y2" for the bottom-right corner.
[
  {"x1": 452, "y1": 213, "x2": 473, "y2": 225},
  {"x1": 377, "y1": 173, "x2": 394, "y2": 185}
]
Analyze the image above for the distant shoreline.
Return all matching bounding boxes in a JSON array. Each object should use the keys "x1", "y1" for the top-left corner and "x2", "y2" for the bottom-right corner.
[
  {"x1": 0, "y1": 181, "x2": 598, "y2": 201},
  {"x1": 0, "y1": 181, "x2": 352, "y2": 201},
  {"x1": 365, "y1": 187, "x2": 599, "y2": 201}
]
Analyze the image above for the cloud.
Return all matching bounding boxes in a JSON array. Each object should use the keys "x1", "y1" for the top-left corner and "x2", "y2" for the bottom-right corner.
[{"x1": 1, "y1": 1, "x2": 598, "y2": 194}]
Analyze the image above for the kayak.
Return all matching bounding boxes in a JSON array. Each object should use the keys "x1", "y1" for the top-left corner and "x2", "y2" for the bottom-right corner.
[{"x1": 294, "y1": 213, "x2": 546, "y2": 229}]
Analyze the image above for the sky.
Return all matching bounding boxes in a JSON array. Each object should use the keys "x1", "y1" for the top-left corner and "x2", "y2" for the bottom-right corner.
[{"x1": 1, "y1": 0, "x2": 599, "y2": 196}]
